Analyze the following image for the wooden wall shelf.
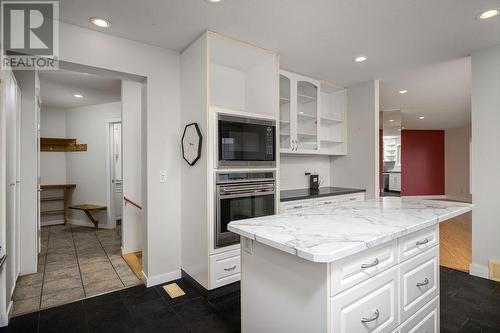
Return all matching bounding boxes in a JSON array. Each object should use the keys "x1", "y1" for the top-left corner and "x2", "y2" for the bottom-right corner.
[{"x1": 40, "y1": 137, "x2": 87, "y2": 152}]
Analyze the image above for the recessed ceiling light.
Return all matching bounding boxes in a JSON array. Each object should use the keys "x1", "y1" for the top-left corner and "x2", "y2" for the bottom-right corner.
[
  {"x1": 206, "y1": 0, "x2": 223, "y2": 3},
  {"x1": 419, "y1": 116, "x2": 425, "y2": 120},
  {"x1": 389, "y1": 119, "x2": 395, "y2": 122},
  {"x1": 90, "y1": 17, "x2": 111, "y2": 28},
  {"x1": 477, "y1": 9, "x2": 500, "y2": 20},
  {"x1": 73, "y1": 94, "x2": 84, "y2": 99},
  {"x1": 299, "y1": 111, "x2": 304, "y2": 115},
  {"x1": 353, "y1": 56, "x2": 367, "y2": 63},
  {"x1": 398, "y1": 90, "x2": 408, "y2": 94}
]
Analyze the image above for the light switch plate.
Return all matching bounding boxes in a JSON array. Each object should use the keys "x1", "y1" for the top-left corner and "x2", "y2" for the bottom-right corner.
[{"x1": 160, "y1": 170, "x2": 167, "y2": 183}]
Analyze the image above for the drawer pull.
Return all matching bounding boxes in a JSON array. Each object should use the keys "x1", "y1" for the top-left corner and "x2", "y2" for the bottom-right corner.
[
  {"x1": 292, "y1": 205, "x2": 302, "y2": 209},
  {"x1": 323, "y1": 201, "x2": 332, "y2": 205},
  {"x1": 349, "y1": 197, "x2": 356, "y2": 201},
  {"x1": 416, "y1": 277, "x2": 429, "y2": 287},
  {"x1": 416, "y1": 238, "x2": 429, "y2": 246},
  {"x1": 224, "y1": 265, "x2": 237, "y2": 272},
  {"x1": 361, "y1": 309, "x2": 380, "y2": 323},
  {"x1": 361, "y1": 258, "x2": 379, "y2": 269}
]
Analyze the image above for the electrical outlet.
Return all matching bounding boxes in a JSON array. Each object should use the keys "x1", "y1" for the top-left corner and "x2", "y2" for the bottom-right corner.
[{"x1": 160, "y1": 170, "x2": 167, "y2": 183}]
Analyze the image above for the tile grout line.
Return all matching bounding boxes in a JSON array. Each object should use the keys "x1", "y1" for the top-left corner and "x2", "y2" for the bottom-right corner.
[
  {"x1": 70, "y1": 224, "x2": 87, "y2": 298},
  {"x1": 93, "y1": 228, "x2": 126, "y2": 288}
]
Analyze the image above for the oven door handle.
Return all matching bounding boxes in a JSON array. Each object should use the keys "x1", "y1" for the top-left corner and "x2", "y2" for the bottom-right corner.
[{"x1": 219, "y1": 190, "x2": 275, "y2": 199}]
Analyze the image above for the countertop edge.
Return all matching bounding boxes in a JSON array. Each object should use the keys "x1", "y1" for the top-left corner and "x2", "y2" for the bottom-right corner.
[{"x1": 230, "y1": 205, "x2": 472, "y2": 264}]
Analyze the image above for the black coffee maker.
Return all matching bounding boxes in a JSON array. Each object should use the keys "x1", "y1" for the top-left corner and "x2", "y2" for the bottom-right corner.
[{"x1": 309, "y1": 174, "x2": 320, "y2": 192}]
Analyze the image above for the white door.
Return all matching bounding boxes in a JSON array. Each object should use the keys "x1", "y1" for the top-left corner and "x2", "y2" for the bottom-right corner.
[
  {"x1": 4, "y1": 70, "x2": 20, "y2": 300},
  {"x1": 111, "y1": 123, "x2": 123, "y2": 220}
]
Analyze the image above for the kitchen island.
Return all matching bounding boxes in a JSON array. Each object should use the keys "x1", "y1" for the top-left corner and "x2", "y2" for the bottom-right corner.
[{"x1": 228, "y1": 197, "x2": 472, "y2": 333}]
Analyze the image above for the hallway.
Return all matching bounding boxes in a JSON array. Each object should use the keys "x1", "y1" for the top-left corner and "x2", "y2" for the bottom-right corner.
[{"x1": 11, "y1": 225, "x2": 141, "y2": 316}]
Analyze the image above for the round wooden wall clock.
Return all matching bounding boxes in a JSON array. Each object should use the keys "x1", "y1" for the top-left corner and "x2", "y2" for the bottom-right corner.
[{"x1": 181, "y1": 123, "x2": 202, "y2": 166}]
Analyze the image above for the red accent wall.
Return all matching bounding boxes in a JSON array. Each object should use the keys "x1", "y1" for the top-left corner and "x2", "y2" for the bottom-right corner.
[{"x1": 401, "y1": 130, "x2": 445, "y2": 196}]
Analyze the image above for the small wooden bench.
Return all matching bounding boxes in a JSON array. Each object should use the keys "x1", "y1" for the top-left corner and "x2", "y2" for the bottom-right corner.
[{"x1": 69, "y1": 204, "x2": 107, "y2": 228}]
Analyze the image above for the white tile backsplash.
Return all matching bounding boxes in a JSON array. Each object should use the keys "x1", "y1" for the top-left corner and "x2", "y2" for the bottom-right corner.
[{"x1": 280, "y1": 155, "x2": 332, "y2": 190}]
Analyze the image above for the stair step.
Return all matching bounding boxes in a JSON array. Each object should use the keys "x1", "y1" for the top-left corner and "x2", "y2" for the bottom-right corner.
[
  {"x1": 41, "y1": 210, "x2": 65, "y2": 216},
  {"x1": 41, "y1": 197, "x2": 64, "y2": 202}
]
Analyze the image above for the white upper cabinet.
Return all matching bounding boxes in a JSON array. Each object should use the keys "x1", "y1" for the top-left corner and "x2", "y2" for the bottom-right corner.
[
  {"x1": 279, "y1": 73, "x2": 292, "y2": 151},
  {"x1": 279, "y1": 70, "x2": 347, "y2": 155},
  {"x1": 209, "y1": 33, "x2": 278, "y2": 117}
]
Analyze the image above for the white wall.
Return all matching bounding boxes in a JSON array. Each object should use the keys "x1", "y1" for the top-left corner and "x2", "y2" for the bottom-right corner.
[
  {"x1": 445, "y1": 125, "x2": 471, "y2": 202},
  {"x1": 59, "y1": 22, "x2": 181, "y2": 284},
  {"x1": 471, "y1": 45, "x2": 500, "y2": 279},
  {"x1": 40, "y1": 107, "x2": 67, "y2": 185},
  {"x1": 121, "y1": 81, "x2": 143, "y2": 254},
  {"x1": 65, "y1": 102, "x2": 121, "y2": 228},
  {"x1": 331, "y1": 80, "x2": 380, "y2": 198},
  {"x1": 280, "y1": 155, "x2": 332, "y2": 190}
]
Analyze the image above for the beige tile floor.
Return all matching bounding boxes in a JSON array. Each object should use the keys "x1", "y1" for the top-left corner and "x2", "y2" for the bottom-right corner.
[{"x1": 11, "y1": 224, "x2": 141, "y2": 316}]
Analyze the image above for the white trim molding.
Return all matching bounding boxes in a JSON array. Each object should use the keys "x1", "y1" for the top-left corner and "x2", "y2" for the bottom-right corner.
[
  {"x1": 142, "y1": 269, "x2": 181, "y2": 288},
  {"x1": 469, "y1": 263, "x2": 489, "y2": 279}
]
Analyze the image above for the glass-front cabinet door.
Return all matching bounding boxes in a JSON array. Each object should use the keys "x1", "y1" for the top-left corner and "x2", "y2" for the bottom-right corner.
[
  {"x1": 279, "y1": 73, "x2": 292, "y2": 151},
  {"x1": 295, "y1": 76, "x2": 319, "y2": 151}
]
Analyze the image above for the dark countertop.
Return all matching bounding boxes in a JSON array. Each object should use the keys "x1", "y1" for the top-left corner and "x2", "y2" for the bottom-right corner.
[{"x1": 280, "y1": 187, "x2": 366, "y2": 202}]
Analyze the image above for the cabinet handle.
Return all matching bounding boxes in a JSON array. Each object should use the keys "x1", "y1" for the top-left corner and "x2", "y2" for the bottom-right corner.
[
  {"x1": 361, "y1": 258, "x2": 379, "y2": 269},
  {"x1": 292, "y1": 205, "x2": 302, "y2": 209},
  {"x1": 416, "y1": 238, "x2": 429, "y2": 246},
  {"x1": 416, "y1": 277, "x2": 429, "y2": 287},
  {"x1": 323, "y1": 201, "x2": 332, "y2": 205},
  {"x1": 224, "y1": 265, "x2": 237, "y2": 272},
  {"x1": 361, "y1": 309, "x2": 379, "y2": 323},
  {"x1": 349, "y1": 197, "x2": 356, "y2": 201}
]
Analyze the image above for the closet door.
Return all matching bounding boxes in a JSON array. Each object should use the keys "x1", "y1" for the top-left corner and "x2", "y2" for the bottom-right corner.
[{"x1": 295, "y1": 75, "x2": 319, "y2": 152}]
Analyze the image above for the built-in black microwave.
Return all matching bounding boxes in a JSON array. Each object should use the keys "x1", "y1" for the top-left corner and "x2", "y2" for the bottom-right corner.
[{"x1": 217, "y1": 115, "x2": 276, "y2": 168}]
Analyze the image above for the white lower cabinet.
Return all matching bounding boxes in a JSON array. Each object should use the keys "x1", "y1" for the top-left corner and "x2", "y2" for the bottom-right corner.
[
  {"x1": 279, "y1": 192, "x2": 365, "y2": 213},
  {"x1": 331, "y1": 267, "x2": 399, "y2": 333},
  {"x1": 400, "y1": 296, "x2": 439, "y2": 333},
  {"x1": 399, "y1": 246, "x2": 439, "y2": 322},
  {"x1": 280, "y1": 199, "x2": 314, "y2": 213},
  {"x1": 330, "y1": 240, "x2": 398, "y2": 296},
  {"x1": 329, "y1": 225, "x2": 440, "y2": 333},
  {"x1": 209, "y1": 249, "x2": 240, "y2": 289}
]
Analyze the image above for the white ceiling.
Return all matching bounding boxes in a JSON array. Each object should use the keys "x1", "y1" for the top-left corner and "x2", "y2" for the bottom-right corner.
[
  {"x1": 39, "y1": 70, "x2": 121, "y2": 109},
  {"x1": 58, "y1": 0, "x2": 500, "y2": 125},
  {"x1": 381, "y1": 57, "x2": 471, "y2": 129}
]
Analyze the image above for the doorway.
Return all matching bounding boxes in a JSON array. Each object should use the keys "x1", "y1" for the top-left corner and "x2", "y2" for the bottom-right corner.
[{"x1": 11, "y1": 68, "x2": 144, "y2": 316}]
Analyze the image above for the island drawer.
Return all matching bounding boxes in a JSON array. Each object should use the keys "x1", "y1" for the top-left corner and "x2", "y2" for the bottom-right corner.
[
  {"x1": 398, "y1": 225, "x2": 438, "y2": 262},
  {"x1": 210, "y1": 249, "x2": 240, "y2": 289},
  {"x1": 330, "y1": 240, "x2": 397, "y2": 296},
  {"x1": 279, "y1": 199, "x2": 313, "y2": 213},
  {"x1": 399, "y1": 246, "x2": 439, "y2": 322},
  {"x1": 331, "y1": 266, "x2": 399, "y2": 333},
  {"x1": 400, "y1": 296, "x2": 439, "y2": 333}
]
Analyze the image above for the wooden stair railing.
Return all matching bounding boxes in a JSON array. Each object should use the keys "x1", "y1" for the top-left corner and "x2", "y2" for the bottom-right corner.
[{"x1": 124, "y1": 196, "x2": 142, "y2": 210}]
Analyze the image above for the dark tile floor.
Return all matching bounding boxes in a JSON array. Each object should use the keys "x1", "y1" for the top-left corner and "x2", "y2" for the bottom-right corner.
[{"x1": 2, "y1": 267, "x2": 499, "y2": 332}]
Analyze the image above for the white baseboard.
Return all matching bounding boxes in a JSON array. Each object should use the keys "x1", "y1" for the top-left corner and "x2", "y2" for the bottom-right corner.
[
  {"x1": 401, "y1": 195, "x2": 447, "y2": 200},
  {"x1": 0, "y1": 301, "x2": 13, "y2": 327},
  {"x1": 68, "y1": 219, "x2": 114, "y2": 230},
  {"x1": 469, "y1": 262, "x2": 489, "y2": 279},
  {"x1": 41, "y1": 219, "x2": 64, "y2": 227},
  {"x1": 444, "y1": 195, "x2": 472, "y2": 203},
  {"x1": 142, "y1": 269, "x2": 181, "y2": 288}
]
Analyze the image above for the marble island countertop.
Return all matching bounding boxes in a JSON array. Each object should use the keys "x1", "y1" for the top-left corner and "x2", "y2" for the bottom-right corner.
[{"x1": 228, "y1": 198, "x2": 472, "y2": 263}]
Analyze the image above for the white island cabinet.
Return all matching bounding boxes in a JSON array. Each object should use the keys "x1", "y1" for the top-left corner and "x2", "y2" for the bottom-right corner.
[{"x1": 228, "y1": 198, "x2": 472, "y2": 333}]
